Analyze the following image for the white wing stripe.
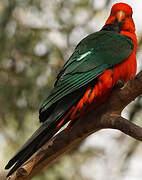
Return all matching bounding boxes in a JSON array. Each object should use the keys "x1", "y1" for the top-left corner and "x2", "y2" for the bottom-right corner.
[{"x1": 77, "y1": 51, "x2": 91, "y2": 61}]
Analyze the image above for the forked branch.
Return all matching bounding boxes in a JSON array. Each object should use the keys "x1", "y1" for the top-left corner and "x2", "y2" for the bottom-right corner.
[{"x1": 6, "y1": 71, "x2": 142, "y2": 180}]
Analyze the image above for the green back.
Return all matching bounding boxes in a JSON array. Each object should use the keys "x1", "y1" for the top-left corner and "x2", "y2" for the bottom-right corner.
[{"x1": 40, "y1": 31, "x2": 134, "y2": 113}]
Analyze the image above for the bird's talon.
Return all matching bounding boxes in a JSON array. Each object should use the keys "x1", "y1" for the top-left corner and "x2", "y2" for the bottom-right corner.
[{"x1": 115, "y1": 80, "x2": 125, "y2": 88}]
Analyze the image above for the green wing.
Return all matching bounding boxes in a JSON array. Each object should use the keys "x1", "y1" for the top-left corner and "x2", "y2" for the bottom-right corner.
[{"x1": 40, "y1": 31, "x2": 134, "y2": 113}]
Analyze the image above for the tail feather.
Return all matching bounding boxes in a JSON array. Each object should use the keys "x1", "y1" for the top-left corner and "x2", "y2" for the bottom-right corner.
[
  {"x1": 5, "y1": 89, "x2": 85, "y2": 177},
  {"x1": 5, "y1": 117, "x2": 62, "y2": 177}
]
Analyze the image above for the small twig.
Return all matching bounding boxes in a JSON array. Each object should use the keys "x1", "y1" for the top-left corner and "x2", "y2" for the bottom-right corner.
[{"x1": 102, "y1": 115, "x2": 142, "y2": 141}]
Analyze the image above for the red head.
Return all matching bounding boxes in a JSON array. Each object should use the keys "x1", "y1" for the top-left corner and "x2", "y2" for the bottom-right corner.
[{"x1": 106, "y1": 3, "x2": 135, "y2": 33}]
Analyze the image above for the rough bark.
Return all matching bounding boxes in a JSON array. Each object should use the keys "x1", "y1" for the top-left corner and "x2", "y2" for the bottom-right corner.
[{"x1": 6, "y1": 71, "x2": 142, "y2": 180}]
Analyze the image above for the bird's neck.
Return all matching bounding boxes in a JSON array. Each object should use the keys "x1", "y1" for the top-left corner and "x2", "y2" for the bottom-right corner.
[
  {"x1": 104, "y1": 17, "x2": 137, "y2": 51},
  {"x1": 120, "y1": 31, "x2": 137, "y2": 52}
]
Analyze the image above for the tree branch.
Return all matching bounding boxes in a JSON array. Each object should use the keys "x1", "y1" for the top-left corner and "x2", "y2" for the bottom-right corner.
[
  {"x1": 102, "y1": 115, "x2": 142, "y2": 141},
  {"x1": 6, "y1": 71, "x2": 142, "y2": 180}
]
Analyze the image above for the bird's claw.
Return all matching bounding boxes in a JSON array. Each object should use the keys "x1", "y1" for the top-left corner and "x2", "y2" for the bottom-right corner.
[{"x1": 115, "y1": 80, "x2": 125, "y2": 88}]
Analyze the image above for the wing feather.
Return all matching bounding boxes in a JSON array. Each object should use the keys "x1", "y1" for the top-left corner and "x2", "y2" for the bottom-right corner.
[{"x1": 40, "y1": 31, "x2": 134, "y2": 117}]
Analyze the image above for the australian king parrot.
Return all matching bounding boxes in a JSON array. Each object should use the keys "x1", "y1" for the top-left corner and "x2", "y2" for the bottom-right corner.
[{"x1": 5, "y1": 2, "x2": 138, "y2": 177}]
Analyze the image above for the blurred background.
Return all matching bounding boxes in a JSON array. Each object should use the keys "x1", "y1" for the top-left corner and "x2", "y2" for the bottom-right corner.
[{"x1": 0, "y1": 0, "x2": 142, "y2": 179}]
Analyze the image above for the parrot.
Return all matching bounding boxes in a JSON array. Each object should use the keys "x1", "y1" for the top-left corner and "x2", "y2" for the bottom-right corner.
[{"x1": 5, "y1": 2, "x2": 137, "y2": 177}]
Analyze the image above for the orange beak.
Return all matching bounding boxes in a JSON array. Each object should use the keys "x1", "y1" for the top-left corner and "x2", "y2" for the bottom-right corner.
[{"x1": 116, "y1": 10, "x2": 126, "y2": 22}]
